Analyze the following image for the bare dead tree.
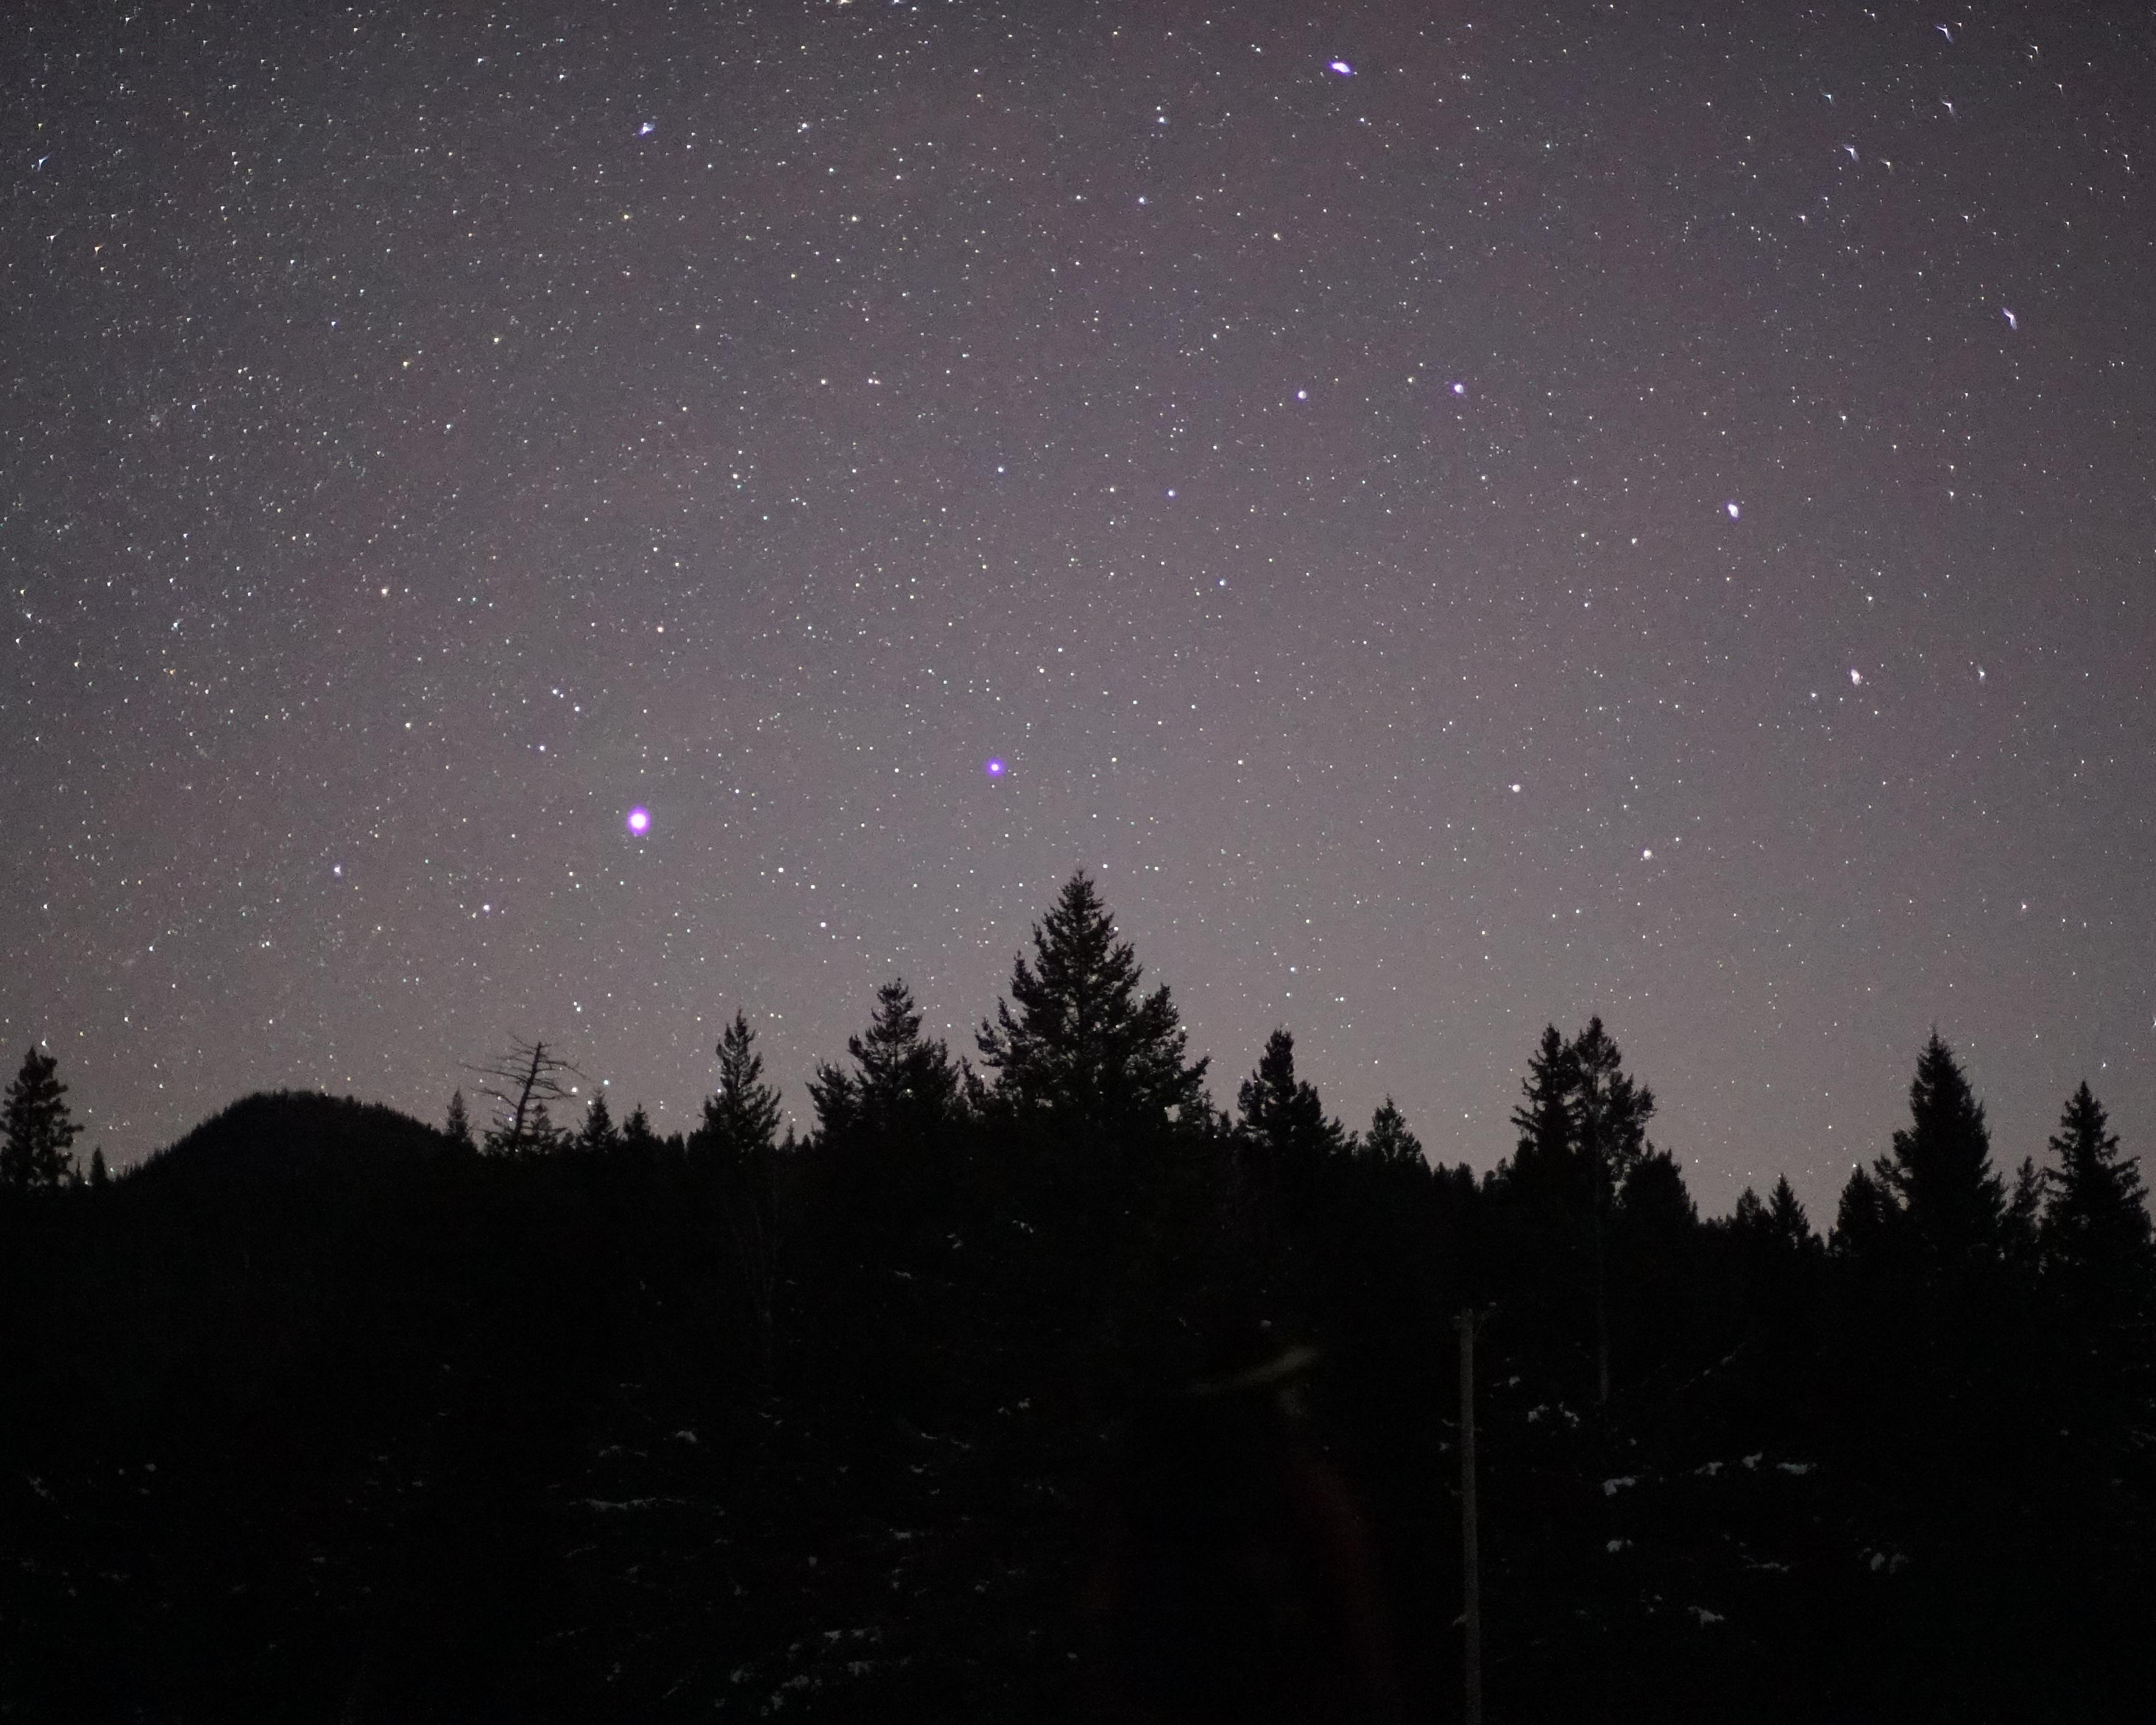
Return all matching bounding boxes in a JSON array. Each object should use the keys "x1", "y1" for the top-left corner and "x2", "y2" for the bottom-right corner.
[{"x1": 465, "y1": 1038, "x2": 581, "y2": 1155}]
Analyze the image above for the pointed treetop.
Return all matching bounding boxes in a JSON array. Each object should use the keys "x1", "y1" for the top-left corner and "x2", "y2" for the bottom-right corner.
[
  {"x1": 1362, "y1": 1096, "x2": 1426, "y2": 1169},
  {"x1": 810, "y1": 977, "x2": 961, "y2": 1142},
  {"x1": 2043, "y1": 1080, "x2": 2152, "y2": 1289},
  {"x1": 694, "y1": 1009, "x2": 784, "y2": 1163},
  {"x1": 1877, "y1": 1030, "x2": 2005, "y2": 1266},
  {"x1": 1, "y1": 1046, "x2": 82, "y2": 1189},
  {"x1": 1235, "y1": 1027, "x2": 1346, "y2": 1161},
  {"x1": 975, "y1": 871, "x2": 1207, "y2": 1129}
]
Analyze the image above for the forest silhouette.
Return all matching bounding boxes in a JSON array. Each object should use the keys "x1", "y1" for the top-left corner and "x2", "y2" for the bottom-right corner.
[{"x1": 2, "y1": 873, "x2": 2150, "y2": 1721}]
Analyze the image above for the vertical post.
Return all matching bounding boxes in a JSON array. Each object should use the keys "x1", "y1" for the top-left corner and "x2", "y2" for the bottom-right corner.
[{"x1": 1457, "y1": 1309, "x2": 1482, "y2": 1725}]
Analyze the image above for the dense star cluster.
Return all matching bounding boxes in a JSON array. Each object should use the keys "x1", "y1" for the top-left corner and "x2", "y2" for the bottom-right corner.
[{"x1": 3, "y1": 1, "x2": 2149, "y2": 1211}]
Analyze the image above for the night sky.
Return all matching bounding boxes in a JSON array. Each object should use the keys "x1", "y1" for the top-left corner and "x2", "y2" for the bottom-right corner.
[{"x1": 6, "y1": 1, "x2": 2151, "y2": 1216}]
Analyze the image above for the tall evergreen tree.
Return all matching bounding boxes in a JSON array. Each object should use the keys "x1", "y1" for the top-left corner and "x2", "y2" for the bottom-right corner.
[
  {"x1": 1873, "y1": 1032, "x2": 2006, "y2": 1272},
  {"x1": 0, "y1": 1047, "x2": 81, "y2": 1189},
  {"x1": 444, "y1": 1089, "x2": 476, "y2": 1150},
  {"x1": 88, "y1": 1146, "x2": 109, "y2": 1189},
  {"x1": 1573, "y1": 1016, "x2": 1655, "y2": 1205},
  {"x1": 1766, "y1": 1174, "x2": 1818, "y2": 1255},
  {"x1": 1359, "y1": 1096, "x2": 1424, "y2": 1169},
  {"x1": 575, "y1": 1091, "x2": 621, "y2": 1156},
  {"x1": 808, "y1": 978, "x2": 961, "y2": 1143},
  {"x1": 1496, "y1": 1018, "x2": 1658, "y2": 1403},
  {"x1": 1235, "y1": 1028, "x2": 1346, "y2": 1164},
  {"x1": 2042, "y1": 1082, "x2": 2152, "y2": 1307},
  {"x1": 1505, "y1": 1024, "x2": 1580, "y2": 1191},
  {"x1": 620, "y1": 1102, "x2": 661, "y2": 1158},
  {"x1": 1830, "y1": 1164, "x2": 1887, "y2": 1259},
  {"x1": 974, "y1": 871, "x2": 1207, "y2": 1130},
  {"x1": 691, "y1": 1010, "x2": 784, "y2": 1164}
]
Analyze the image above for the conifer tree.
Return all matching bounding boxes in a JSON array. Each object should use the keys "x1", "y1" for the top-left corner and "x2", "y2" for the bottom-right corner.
[
  {"x1": 1, "y1": 1047, "x2": 82, "y2": 1189},
  {"x1": 1873, "y1": 1032, "x2": 2006, "y2": 1272},
  {"x1": 621, "y1": 1102, "x2": 660, "y2": 1157},
  {"x1": 2042, "y1": 1082, "x2": 2152, "y2": 1306},
  {"x1": 691, "y1": 1011, "x2": 785, "y2": 1376},
  {"x1": 1235, "y1": 1028, "x2": 1346, "y2": 1164},
  {"x1": 1766, "y1": 1174, "x2": 1818, "y2": 1255},
  {"x1": 1573, "y1": 1016, "x2": 1655, "y2": 1205},
  {"x1": 974, "y1": 871, "x2": 1207, "y2": 1130},
  {"x1": 692, "y1": 1010, "x2": 784, "y2": 1164},
  {"x1": 1360, "y1": 1097, "x2": 1424, "y2": 1169},
  {"x1": 444, "y1": 1089, "x2": 476, "y2": 1150},
  {"x1": 1496, "y1": 1018, "x2": 1657, "y2": 1404},
  {"x1": 88, "y1": 1147, "x2": 109, "y2": 1189},
  {"x1": 1830, "y1": 1164, "x2": 1887, "y2": 1259},
  {"x1": 808, "y1": 978, "x2": 961, "y2": 1142},
  {"x1": 1505, "y1": 1025, "x2": 1580, "y2": 1191},
  {"x1": 576, "y1": 1091, "x2": 621, "y2": 1156}
]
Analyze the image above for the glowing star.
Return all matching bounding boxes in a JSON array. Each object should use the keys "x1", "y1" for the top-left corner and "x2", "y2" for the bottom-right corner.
[
  {"x1": 1328, "y1": 59, "x2": 1354, "y2": 76},
  {"x1": 638, "y1": 121, "x2": 656, "y2": 136},
  {"x1": 1849, "y1": 668, "x2": 1864, "y2": 686},
  {"x1": 984, "y1": 758, "x2": 1006, "y2": 779},
  {"x1": 1451, "y1": 381, "x2": 1467, "y2": 396},
  {"x1": 2001, "y1": 306, "x2": 2017, "y2": 330},
  {"x1": 626, "y1": 806, "x2": 651, "y2": 835},
  {"x1": 1726, "y1": 501, "x2": 1741, "y2": 520}
]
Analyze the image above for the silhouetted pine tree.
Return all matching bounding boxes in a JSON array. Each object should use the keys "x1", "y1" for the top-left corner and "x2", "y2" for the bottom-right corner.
[
  {"x1": 574, "y1": 1091, "x2": 621, "y2": 1156},
  {"x1": 2004, "y1": 1156, "x2": 2046, "y2": 1280},
  {"x1": 1766, "y1": 1174, "x2": 1818, "y2": 1255},
  {"x1": 444, "y1": 1089, "x2": 476, "y2": 1150},
  {"x1": 1235, "y1": 1029, "x2": 1346, "y2": 1166},
  {"x1": 1, "y1": 1047, "x2": 81, "y2": 1189},
  {"x1": 1829, "y1": 1164, "x2": 1887, "y2": 1259},
  {"x1": 974, "y1": 871, "x2": 1208, "y2": 1132},
  {"x1": 691, "y1": 1011, "x2": 784, "y2": 1166},
  {"x1": 88, "y1": 1147, "x2": 108, "y2": 1189},
  {"x1": 2043, "y1": 1083, "x2": 2151, "y2": 1273},
  {"x1": 1504, "y1": 1025, "x2": 1580, "y2": 1195},
  {"x1": 2042, "y1": 1082, "x2": 2152, "y2": 1324},
  {"x1": 691, "y1": 1011, "x2": 785, "y2": 1376},
  {"x1": 1873, "y1": 1032, "x2": 2006, "y2": 1273},
  {"x1": 620, "y1": 1102, "x2": 660, "y2": 1158},
  {"x1": 808, "y1": 978, "x2": 961, "y2": 1144},
  {"x1": 1358, "y1": 1097, "x2": 1424, "y2": 1169}
]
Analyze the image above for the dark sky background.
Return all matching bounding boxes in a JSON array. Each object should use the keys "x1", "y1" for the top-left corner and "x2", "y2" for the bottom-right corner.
[{"x1": 5, "y1": 0, "x2": 2150, "y2": 1217}]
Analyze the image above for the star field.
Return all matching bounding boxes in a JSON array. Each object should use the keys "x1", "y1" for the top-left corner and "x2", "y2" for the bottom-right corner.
[{"x1": 4, "y1": 0, "x2": 2152, "y2": 1216}]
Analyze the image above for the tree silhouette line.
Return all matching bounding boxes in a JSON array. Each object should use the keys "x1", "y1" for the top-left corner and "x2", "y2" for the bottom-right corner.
[{"x1": 1, "y1": 872, "x2": 2149, "y2": 1722}]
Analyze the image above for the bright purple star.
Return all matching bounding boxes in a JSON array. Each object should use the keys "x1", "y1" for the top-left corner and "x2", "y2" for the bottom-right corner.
[
  {"x1": 1451, "y1": 381, "x2": 1467, "y2": 396},
  {"x1": 984, "y1": 758, "x2": 1006, "y2": 779},
  {"x1": 626, "y1": 806, "x2": 651, "y2": 835},
  {"x1": 1328, "y1": 59, "x2": 1354, "y2": 76}
]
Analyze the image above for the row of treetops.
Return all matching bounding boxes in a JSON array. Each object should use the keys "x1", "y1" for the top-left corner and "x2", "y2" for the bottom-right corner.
[{"x1": 5, "y1": 871, "x2": 2148, "y2": 1295}]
